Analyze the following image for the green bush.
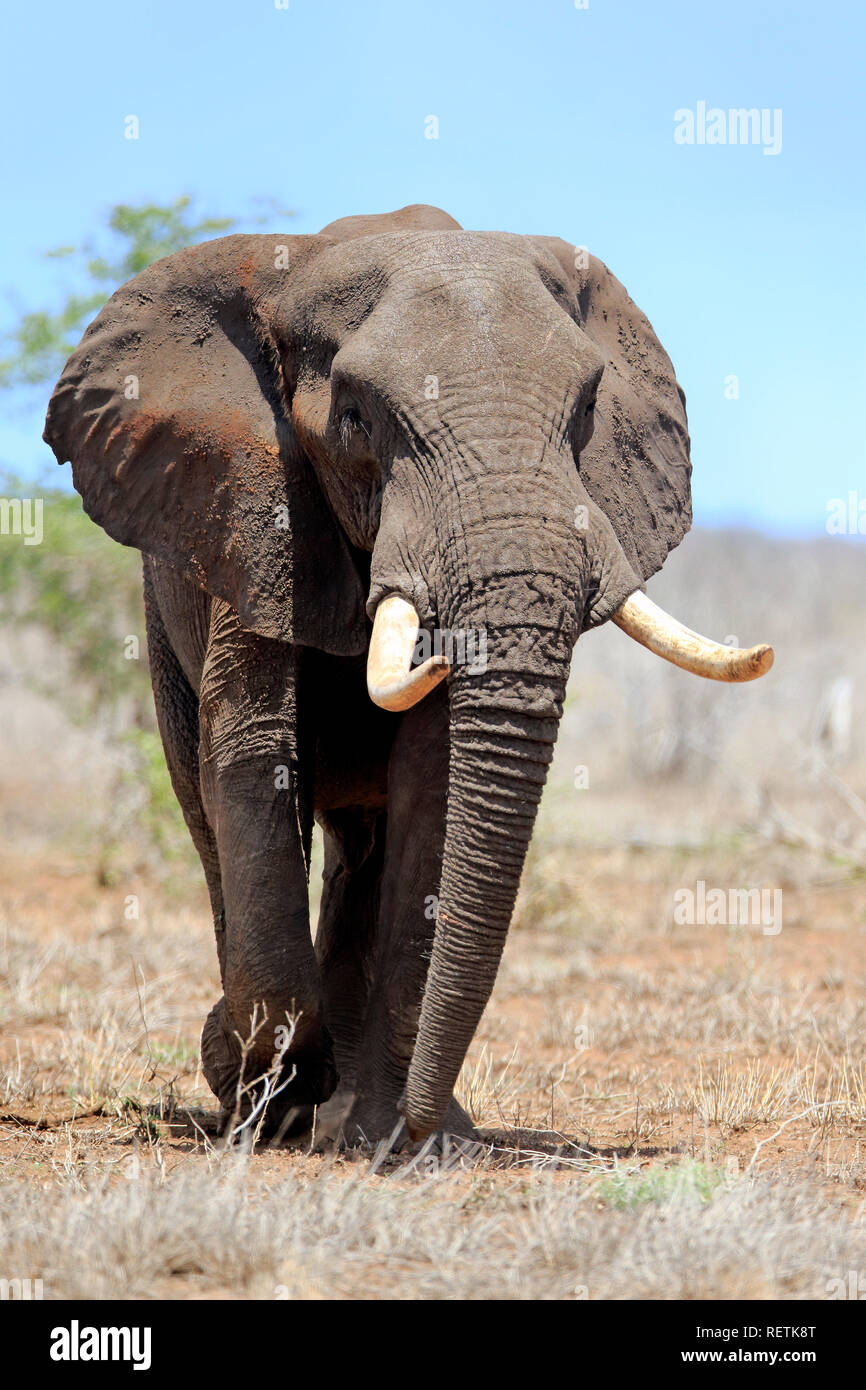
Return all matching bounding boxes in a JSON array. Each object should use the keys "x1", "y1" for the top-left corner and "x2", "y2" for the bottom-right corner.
[
  {"x1": 0, "y1": 472, "x2": 194, "y2": 877},
  {"x1": 0, "y1": 473, "x2": 150, "y2": 715},
  {"x1": 0, "y1": 197, "x2": 291, "y2": 882}
]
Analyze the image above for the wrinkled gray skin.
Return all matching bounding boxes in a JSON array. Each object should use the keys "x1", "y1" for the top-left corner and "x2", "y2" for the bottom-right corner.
[{"x1": 44, "y1": 205, "x2": 691, "y2": 1146}]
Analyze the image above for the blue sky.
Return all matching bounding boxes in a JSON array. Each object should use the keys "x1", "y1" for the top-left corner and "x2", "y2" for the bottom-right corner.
[{"x1": 1, "y1": 0, "x2": 862, "y2": 534}]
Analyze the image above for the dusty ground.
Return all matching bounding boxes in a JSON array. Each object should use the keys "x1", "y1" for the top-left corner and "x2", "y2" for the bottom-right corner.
[{"x1": 1, "y1": 823, "x2": 864, "y2": 1300}]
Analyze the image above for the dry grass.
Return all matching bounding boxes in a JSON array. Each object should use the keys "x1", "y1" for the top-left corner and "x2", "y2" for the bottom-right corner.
[
  {"x1": 1, "y1": 1147, "x2": 865, "y2": 1300},
  {"x1": 1, "y1": 830, "x2": 864, "y2": 1299}
]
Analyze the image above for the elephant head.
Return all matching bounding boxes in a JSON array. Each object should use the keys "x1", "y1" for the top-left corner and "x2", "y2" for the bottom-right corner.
[{"x1": 44, "y1": 203, "x2": 772, "y2": 1141}]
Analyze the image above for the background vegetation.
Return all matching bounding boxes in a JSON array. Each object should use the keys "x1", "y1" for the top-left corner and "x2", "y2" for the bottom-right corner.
[{"x1": 0, "y1": 197, "x2": 288, "y2": 880}]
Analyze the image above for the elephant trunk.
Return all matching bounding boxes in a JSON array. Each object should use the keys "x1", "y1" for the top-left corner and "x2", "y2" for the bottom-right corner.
[
  {"x1": 367, "y1": 440, "x2": 592, "y2": 1140},
  {"x1": 400, "y1": 664, "x2": 566, "y2": 1139}
]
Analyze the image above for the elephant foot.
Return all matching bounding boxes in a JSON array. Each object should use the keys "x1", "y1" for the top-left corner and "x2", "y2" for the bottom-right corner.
[
  {"x1": 268, "y1": 1083, "x2": 482, "y2": 1158},
  {"x1": 264, "y1": 1086, "x2": 356, "y2": 1151},
  {"x1": 328, "y1": 1093, "x2": 480, "y2": 1156},
  {"x1": 201, "y1": 997, "x2": 338, "y2": 1141},
  {"x1": 308, "y1": 1087, "x2": 356, "y2": 1147}
]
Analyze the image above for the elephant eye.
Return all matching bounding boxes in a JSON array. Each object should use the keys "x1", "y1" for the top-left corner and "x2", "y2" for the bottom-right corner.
[{"x1": 339, "y1": 406, "x2": 371, "y2": 449}]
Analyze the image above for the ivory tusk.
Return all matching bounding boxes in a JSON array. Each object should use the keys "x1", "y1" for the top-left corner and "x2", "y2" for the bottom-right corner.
[
  {"x1": 611, "y1": 589, "x2": 774, "y2": 682},
  {"x1": 367, "y1": 593, "x2": 450, "y2": 711}
]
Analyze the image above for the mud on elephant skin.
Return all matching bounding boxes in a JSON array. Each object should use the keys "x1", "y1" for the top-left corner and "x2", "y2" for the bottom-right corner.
[{"x1": 43, "y1": 203, "x2": 773, "y2": 1148}]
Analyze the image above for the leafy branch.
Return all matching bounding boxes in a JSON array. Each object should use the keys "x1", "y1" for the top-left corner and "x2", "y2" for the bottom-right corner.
[{"x1": 0, "y1": 194, "x2": 292, "y2": 388}]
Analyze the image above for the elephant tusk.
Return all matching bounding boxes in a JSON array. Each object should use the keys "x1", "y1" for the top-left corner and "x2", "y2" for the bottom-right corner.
[
  {"x1": 367, "y1": 593, "x2": 450, "y2": 711},
  {"x1": 611, "y1": 590, "x2": 774, "y2": 682}
]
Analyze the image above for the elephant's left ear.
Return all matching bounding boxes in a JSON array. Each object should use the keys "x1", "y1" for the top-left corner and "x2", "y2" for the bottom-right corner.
[
  {"x1": 43, "y1": 233, "x2": 369, "y2": 656},
  {"x1": 530, "y1": 237, "x2": 692, "y2": 585}
]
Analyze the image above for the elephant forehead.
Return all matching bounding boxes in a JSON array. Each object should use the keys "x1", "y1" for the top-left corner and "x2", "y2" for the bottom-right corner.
[
  {"x1": 340, "y1": 285, "x2": 600, "y2": 401},
  {"x1": 283, "y1": 230, "x2": 553, "y2": 332},
  {"x1": 317, "y1": 227, "x2": 529, "y2": 277}
]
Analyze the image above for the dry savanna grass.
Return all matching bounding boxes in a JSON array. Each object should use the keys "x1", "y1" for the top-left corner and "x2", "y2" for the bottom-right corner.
[
  {"x1": 1, "y1": 529, "x2": 865, "y2": 1299},
  {"x1": 1, "y1": 828, "x2": 864, "y2": 1300}
]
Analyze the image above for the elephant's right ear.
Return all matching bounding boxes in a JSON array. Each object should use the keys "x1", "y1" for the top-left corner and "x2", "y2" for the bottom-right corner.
[{"x1": 43, "y1": 234, "x2": 368, "y2": 656}]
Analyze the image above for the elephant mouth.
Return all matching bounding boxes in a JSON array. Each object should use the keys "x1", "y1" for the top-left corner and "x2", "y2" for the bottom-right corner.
[{"x1": 366, "y1": 590, "x2": 774, "y2": 712}]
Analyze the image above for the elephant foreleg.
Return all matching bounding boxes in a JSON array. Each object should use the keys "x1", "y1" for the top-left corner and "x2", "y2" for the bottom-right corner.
[
  {"x1": 197, "y1": 600, "x2": 336, "y2": 1130},
  {"x1": 142, "y1": 559, "x2": 233, "y2": 992}
]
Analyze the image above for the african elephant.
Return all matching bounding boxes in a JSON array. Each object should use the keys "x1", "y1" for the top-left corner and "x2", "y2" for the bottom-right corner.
[{"x1": 43, "y1": 203, "x2": 772, "y2": 1147}]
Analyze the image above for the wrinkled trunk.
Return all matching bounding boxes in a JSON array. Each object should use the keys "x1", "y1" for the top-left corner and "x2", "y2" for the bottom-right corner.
[{"x1": 402, "y1": 671, "x2": 565, "y2": 1137}]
